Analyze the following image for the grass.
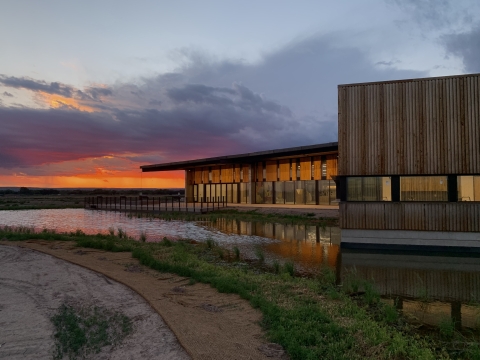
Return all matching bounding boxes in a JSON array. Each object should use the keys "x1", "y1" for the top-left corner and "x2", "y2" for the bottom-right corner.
[
  {"x1": 2, "y1": 227, "x2": 479, "y2": 359},
  {"x1": 51, "y1": 303, "x2": 132, "y2": 360}
]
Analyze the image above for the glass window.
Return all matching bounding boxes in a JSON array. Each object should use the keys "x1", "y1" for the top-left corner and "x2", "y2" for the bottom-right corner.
[
  {"x1": 329, "y1": 180, "x2": 337, "y2": 203},
  {"x1": 256, "y1": 182, "x2": 265, "y2": 204},
  {"x1": 285, "y1": 181, "x2": 295, "y2": 204},
  {"x1": 275, "y1": 182, "x2": 284, "y2": 204},
  {"x1": 198, "y1": 184, "x2": 204, "y2": 202},
  {"x1": 205, "y1": 184, "x2": 211, "y2": 202},
  {"x1": 264, "y1": 182, "x2": 273, "y2": 204},
  {"x1": 458, "y1": 176, "x2": 480, "y2": 201},
  {"x1": 321, "y1": 162, "x2": 327, "y2": 178},
  {"x1": 232, "y1": 184, "x2": 238, "y2": 203},
  {"x1": 295, "y1": 181, "x2": 305, "y2": 204},
  {"x1": 347, "y1": 177, "x2": 391, "y2": 201},
  {"x1": 227, "y1": 184, "x2": 232, "y2": 203},
  {"x1": 215, "y1": 184, "x2": 222, "y2": 202},
  {"x1": 319, "y1": 180, "x2": 330, "y2": 205},
  {"x1": 305, "y1": 180, "x2": 316, "y2": 204},
  {"x1": 400, "y1": 176, "x2": 447, "y2": 201},
  {"x1": 194, "y1": 185, "x2": 198, "y2": 202}
]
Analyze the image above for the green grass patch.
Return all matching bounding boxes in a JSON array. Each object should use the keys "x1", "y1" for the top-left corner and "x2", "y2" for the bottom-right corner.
[
  {"x1": 2, "y1": 227, "x2": 478, "y2": 359},
  {"x1": 51, "y1": 303, "x2": 132, "y2": 360}
]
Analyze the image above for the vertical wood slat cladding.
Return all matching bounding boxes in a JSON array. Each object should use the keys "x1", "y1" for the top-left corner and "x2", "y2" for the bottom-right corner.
[
  {"x1": 256, "y1": 163, "x2": 264, "y2": 182},
  {"x1": 279, "y1": 160, "x2": 291, "y2": 181},
  {"x1": 242, "y1": 164, "x2": 251, "y2": 182},
  {"x1": 300, "y1": 157, "x2": 311, "y2": 180},
  {"x1": 340, "y1": 202, "x2": 480, "y2": 231},
  {"x1": 338, "y1": 74, "x2": 480, "y2": 176},
  {"x1": 326, "y1": 155, "x2": 338, "y2": 180},
  {"x1": 185, "y1": 170, "x2": 194, "y2": 185},
  {"x1": 211, "y1": 167, "x2": 220, "y2": 183},
  {"x1": 202, "y1": 167, "x2": 209, "y2": 184},
  {"x1": 266, "y1": 161, "x2": 277, "y2": 181},
  {"x1": 221, "y1": 166, "x2": 233, "y2": 183},
  {"x1": 313, "y1": 156, "x2": 321, "y2": 180},
  {"x1": 234, "y1": 165, "x2": 241, "y2": 183},
  {"x1": 194, "y1": 169, "x2": 202, "y2": 184}
]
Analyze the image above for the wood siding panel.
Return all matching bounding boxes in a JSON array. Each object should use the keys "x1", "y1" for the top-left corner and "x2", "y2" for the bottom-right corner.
[
  {"x1": 256, "y1": 163, "x2": 264, "y2": 182},
  {"x1": 234, "y1": 165, "x2": 241, "y2": 183},
  {"x1": 211, "y1": 167, "x2": 220, "y2": 183},
  {"x1": 202, "y1": 167, "x2": 209, "y2": 184},
  {"x1": 242, "y1": 164, "x2": 251, "y2": 182},
  {"x1": 221, "y1": 166, "x2": 233, "y2": 183},
  {"x1": 313, "y1": 156, "x2": 321, "y2": 180},
  {"x1": 194, "y1": 169, "x2": 202, "y2": 184},
  {"x1": 342, "y1": 202, "x2": 479, "y2": 232},
  {"x1": 279, "y1": 160, "x2": 290, "y2": 181},
  {"x1": 266, "y1": 161, "x2": 277, "y2": 182},
  {"x1": 338, "y1": 74, "x2": 480, "y2": 176},
  {"x1": 300, "y1": 157, "x2": 311, "y2": 181},
  {"x1": 326, "y1": 155, "x2": 338, "y2": 180}
]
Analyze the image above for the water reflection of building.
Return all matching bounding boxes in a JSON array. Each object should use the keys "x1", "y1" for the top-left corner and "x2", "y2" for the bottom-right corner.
[
  {"x1": 207, "y1": 218, "x2": 341, "y2": 270},
  {"x1": 342, "y1": 251, "x2": 480, "y2": 328}
]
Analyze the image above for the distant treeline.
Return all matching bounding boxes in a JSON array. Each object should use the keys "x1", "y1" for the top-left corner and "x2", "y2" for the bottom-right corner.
[{"x1": 0, "y1": 187, "x2": 185, "y2": 196}]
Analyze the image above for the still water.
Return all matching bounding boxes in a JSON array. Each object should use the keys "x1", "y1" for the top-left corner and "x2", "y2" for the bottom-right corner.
[{"x1": 1, "y1": 208, "x2": 479, "y2": 329}]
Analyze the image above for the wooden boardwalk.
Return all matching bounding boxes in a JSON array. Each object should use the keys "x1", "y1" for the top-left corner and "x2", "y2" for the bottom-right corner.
[{"x1": 84, "y1": 196, "x2": 226, "y2": 214}]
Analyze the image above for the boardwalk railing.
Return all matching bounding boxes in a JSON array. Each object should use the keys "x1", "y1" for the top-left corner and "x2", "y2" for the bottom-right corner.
[{"x1": 84, "y1": 195, "x2": 227, "y2": 214}]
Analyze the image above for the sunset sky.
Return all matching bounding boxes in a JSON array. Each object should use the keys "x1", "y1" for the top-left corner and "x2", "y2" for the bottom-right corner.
[{"x1": 1, "y1": 0, "x2": 479, "y2": 189}]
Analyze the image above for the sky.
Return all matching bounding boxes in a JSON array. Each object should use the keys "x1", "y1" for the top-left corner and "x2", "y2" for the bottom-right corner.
[{"x1": 1, "y1": 0, "x2": 479, "y2": 189}]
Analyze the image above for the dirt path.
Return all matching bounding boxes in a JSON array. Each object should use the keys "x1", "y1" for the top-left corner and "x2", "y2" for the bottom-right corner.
[
  {"x1": 0, "y1": 244, "x2": 189, "y2": 360},
  {"x1": 1, "y1": 240, "x2": 278, "y2": 360}
]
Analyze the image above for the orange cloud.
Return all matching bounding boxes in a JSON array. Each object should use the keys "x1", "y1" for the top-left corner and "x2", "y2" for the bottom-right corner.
[{"x1": 38, "y1": 91, "x2": 95, "y2": 112}]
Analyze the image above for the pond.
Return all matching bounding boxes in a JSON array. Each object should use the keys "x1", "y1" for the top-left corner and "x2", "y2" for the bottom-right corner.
[{"x1": 1, "y1": 208, "x2": 479, "y2": 330}]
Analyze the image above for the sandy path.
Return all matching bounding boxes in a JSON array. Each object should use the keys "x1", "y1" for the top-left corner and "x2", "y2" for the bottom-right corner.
[
  {"x1": 0, "y1": 245, "x2": 189, "y2": 359},
  {"x1": 1, "y1": 241, "x2": 279, "y2": 360}
]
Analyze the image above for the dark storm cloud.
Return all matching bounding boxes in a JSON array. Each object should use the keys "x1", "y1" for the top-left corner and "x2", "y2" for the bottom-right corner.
[
  {"x1": 0, "y1": 75, "x2": 112, "y2": 101},
  {"x1": 2, "y1": 91, "x2": 13, "y2": 97},
  {"x1": 443, "y1": 25, "x2": 480, "y2": 73},
  {"x1": 0, "y1": 32, "x2": 427, "y2": 173}
]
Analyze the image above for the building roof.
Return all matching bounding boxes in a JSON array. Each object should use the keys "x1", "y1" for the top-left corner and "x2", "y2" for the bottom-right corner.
[{"x1": 140, "y1": 142, "x2": 338, "y2": 172}]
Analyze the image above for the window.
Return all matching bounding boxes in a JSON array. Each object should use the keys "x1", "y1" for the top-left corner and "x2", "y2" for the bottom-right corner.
[
  {"x1": 400, "y1": 176, "x2": 447, "y2": 201},
  {"x1": 458, "y1": 176, "x2": 480, "y2": 201},
  {"x1": 347, "y1": 177, "x2": 391, "y2": 201}
]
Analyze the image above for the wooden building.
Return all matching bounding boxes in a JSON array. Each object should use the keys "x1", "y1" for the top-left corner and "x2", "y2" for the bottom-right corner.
[
  {"x1": 141, "y1": 143, "x2": 338, "y2": 205},
  {"x1": 337, "y1": 73, "x2": 480, "y2": 250}
]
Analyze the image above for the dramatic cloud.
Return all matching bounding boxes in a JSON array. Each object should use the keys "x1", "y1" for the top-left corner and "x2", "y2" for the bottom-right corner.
[
  {"x1": 0, "y1": 75, "x2": 112, "y2": 102},
  {"x1": 0, "y1": 32, "x2": 426, "y2": 180},
  {"x1": 443, "y1": 25, "x2": 480, "y2": 73}
]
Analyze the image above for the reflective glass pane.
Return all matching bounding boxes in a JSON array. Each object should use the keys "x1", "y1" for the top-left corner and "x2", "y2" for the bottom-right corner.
[
  {"x1": 198, "y1": 184, "x2": 204, "y2": 202},
  {"x1": 347, "y1": 178, "x2": 362, "y2": 201},
  {"x1": 275, "y1": 182, "x2": 284, "y2": 204},
  {"x1": 305, "y1": 180, "x2": 316, "y2": 204},
  {"x1": 458, "y1": 176, "x2": 480, "y2": 201},
  {"x1": 221, "y1": 184, "x2": 226, "y2": 202},
  {"x1": 319, "y1": 180, "x2": 330, "y2": 204},
  {"x1": 256, "y1": 182, "x2": 265, "y2": 204},
  {"x1": 194, "y1": 185, "x2": 198, "y2": 202},
  {"x1": 264, "y1": 182, "x2": 273, "y2": 204},
  {"x1": 232, "y1": 184, "x2": 238, "y2": 203},
  {"x1": 206, "y1": 184, "x2": 211, "y2": 202},
  {"x1": 227, "y1": 184, "x2": 232, "y2": 203},
  {"x1": 400, "y1": 176, "x2": 447, "y2": 201},
  {"x1": 285, "y1": 181, "x2": 295, "y2": 204},
  {"x1": 329, "y1": 180, "x2": 337, "y2": 203},
  {"x1": 295, "y1": 181, "x2": 305, "y2": 204}
]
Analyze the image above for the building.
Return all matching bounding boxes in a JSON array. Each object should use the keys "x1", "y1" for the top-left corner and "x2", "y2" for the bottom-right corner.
[
  {"x1": 140, "y1": 142, "x2": 338, "y2": 205},
  {"x1": 141, "y1": 73, "x2": 480, "y2": 250},
  {"x1": 337, "y1": 73, "x2": 480, "y2": 250}
]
